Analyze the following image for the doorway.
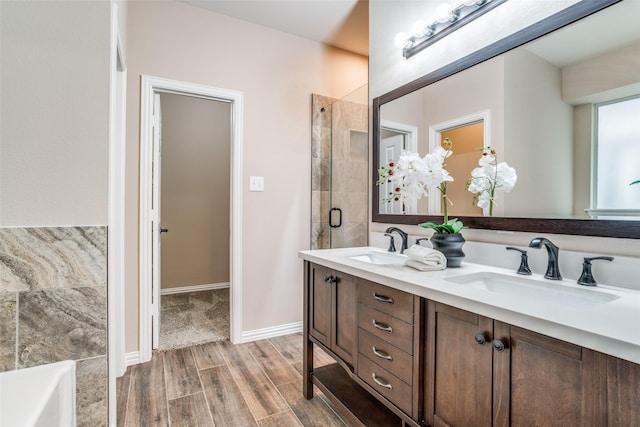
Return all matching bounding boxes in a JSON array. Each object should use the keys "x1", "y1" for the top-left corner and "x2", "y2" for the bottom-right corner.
[
  {"x1": 157, "y1": 93, "x2": 231, "y2": 350},
  {"x1": 139, "y1": 76, "x2": 243, "y2": 363},
  {"x1": 429, "y1": 110, "x2": 490, "y2": 217}
]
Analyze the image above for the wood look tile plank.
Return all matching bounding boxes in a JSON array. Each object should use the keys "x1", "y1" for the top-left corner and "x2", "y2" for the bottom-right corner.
[
  {"x1": 163, "y1": 347, "x2": 203, "y2": 400},
  {"x1": 124, "y1": 353, "x2": 169, "y2": 427},
  {"x1": 277, "y1": 380, "x2": 349, "y2": 427},
  {"x1": 116, "y1": 370, "x2": 131, "y2": 427},
  {"x1": 168, "y1": 392, "x2": 214, "y2": 427},
  {"x1": 257, "y1": 410, "x2": 303, "y2": 427},
  {"x1": 248, "y1": 339, "x2": 301, "y2": 386},
  {"x1": 219, "y1": 340, "x2": 289, "y2": 419},
  {"x1": 199, "y1": 365, "x2": 258, "y2": 426},
  {"x1": 314, "y1": 345, "x2": 337, "y2": 367},
  {"x1": 191, "y1": 341, "x2": 226, "y2": 370},
  {"x1": 269, "y1": 333, "x2": 304, "y2": 374}
]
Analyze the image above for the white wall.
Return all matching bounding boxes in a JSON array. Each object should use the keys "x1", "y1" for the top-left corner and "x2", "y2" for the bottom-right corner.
[
  {"x1": 503, "y1": 48, "x2": 573, "y2": 217},
  {"x1": 124, "y1": 1, "x2": 368, "y2": 352},
  {"x1": 369, "y1": 0, "x2": 640, "y2": 257},
  {"x1": 0, "y1": 0, "x2": 111, "y2": 226}
]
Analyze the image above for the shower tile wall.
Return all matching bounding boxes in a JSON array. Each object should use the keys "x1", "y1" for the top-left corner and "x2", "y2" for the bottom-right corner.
[
  {"x1": 311, "y1": 93, "x2": 368, "y2": 249},
  {"x1": 0, "y1": 226, "x2": 108, "y2": 426}
]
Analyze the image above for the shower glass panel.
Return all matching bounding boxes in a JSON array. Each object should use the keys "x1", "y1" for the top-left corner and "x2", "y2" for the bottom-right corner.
[{"x1": 311, "y1": 85, "x2": 368, "y2": 249}]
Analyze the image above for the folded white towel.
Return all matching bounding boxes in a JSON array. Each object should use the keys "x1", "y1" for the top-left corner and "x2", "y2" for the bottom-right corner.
[
  {"x1": 405, "y1": 258, "x2": 446, "y2": 271},
  {"x1": 404, "y1": 244, "x2": 446, "y2": 271}
]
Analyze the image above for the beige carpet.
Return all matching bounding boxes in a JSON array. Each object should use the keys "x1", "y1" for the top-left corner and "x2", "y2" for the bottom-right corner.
[{"x1": 158, "y1": 288, "x2": 229, "y2": 351}]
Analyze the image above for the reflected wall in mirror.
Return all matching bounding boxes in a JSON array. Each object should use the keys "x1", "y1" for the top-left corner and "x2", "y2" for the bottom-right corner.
[{"x1": 373, "y1": 0, "x2": 640, "y2": 238}]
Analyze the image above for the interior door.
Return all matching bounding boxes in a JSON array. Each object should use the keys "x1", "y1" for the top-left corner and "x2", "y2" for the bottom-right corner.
[
  {"x1": 379, "y1": 134, "x2": 405, "y2": 215},
  {"x1": 151, "y1": 92, "x2": 162, "y2": 349}
]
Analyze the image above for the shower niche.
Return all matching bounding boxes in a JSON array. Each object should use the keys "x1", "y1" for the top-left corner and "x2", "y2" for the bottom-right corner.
[{"x1": 311, "y1": 85, "x2": 368, "y2": 249}]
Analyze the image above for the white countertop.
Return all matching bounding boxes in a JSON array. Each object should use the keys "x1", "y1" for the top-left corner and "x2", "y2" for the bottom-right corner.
[{"x1": 299, "y1": 246, "x2": 640, "y2": 364}]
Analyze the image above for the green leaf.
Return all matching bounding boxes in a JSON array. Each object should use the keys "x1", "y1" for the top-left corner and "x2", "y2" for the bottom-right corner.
[
  {"x1": 630, "y1": 180, "x2": 640, "y2": 186},
  {"x1": 419, "y1": 218, "x2": 465, "y2": 234}
]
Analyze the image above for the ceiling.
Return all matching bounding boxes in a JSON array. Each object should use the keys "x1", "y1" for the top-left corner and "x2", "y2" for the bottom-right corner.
[{"x1": 180, "y1": 0, "x2": 369, "y2": 56}]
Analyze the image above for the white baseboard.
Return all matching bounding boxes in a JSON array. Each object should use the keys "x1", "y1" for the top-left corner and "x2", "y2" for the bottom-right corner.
[
  {"x1": 124, "y1": 322, "x2": 302, "y2": 367},
  {"x1": 124, "y1": 351, "x2": 141, "y2": 369},
  {"x1": 240, "y1": 321, "x2": 303, "y2": 343},
  {"x1": 160, "y1": 282, "x2": 230, "y2": 295}
]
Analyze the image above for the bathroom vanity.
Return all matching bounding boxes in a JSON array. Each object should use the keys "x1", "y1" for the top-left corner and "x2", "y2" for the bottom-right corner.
[{"x1": 300, "y1": 247, "x2": 640, "y2": 427}]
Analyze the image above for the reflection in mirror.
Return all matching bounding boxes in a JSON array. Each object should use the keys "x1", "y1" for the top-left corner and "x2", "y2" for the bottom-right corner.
[{"x1": 375, "y1": 0, "x2": 640, "y2": 228}]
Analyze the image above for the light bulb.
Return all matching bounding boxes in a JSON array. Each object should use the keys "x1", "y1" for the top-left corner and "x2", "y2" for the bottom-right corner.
[
  {"x1": 412, "y1": 20, "x2": 428, "y2": 38},
  {"x1": 394, "y1": 32, "x2": 411, "y2": 49},
  {"x1": 435, "y1": 3, "x2": 454, "y2": 23}
]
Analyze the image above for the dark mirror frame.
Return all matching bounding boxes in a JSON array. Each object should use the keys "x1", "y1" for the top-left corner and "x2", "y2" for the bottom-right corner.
[{"x1": 372, "y1": 0, "x2": 640, "y2": 239}]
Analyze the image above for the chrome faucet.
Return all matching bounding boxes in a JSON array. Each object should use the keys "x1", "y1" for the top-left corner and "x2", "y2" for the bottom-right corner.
[
  {"x1": 529, "y1": 237, "x2": 562, "y2": 280},
  {"x1": 385, "y1": 227, "x2": 408, "y2": 254}
]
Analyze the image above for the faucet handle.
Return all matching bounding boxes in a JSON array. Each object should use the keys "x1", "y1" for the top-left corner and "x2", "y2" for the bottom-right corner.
[
  {"x1": 416, "y1": 237, "x2": 429, "y2": 246},
  {"x1": 577, "y1": 256, "x2": 614, "y2": 286},
  {"x1": 384, "y1": 233, "x2": 396, "y2": 253},
  {"x1": 506, "y1": 247, "x2": 532, "y2": 275}
]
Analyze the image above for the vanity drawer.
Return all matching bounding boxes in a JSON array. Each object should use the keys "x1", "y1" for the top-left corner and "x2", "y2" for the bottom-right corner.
[
  {"x1": 358, "y1": 353, "x2": 413, "y2": 415},
  {"x1": 358, "y1": 304, "x2": 414, "y2": 354},
  {"x1": 358, "y1": 279, "x2": 414, "y2": 323},
  {"x1": 358, "y1": 329, "x2": 413, "y2": 385}
]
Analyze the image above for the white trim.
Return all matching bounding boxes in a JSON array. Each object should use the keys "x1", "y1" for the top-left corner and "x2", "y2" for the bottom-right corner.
[
  {"x1": 585, "y1": 209, "x2": 640, "y2": 218},
  {"x1": 139, "y1": 75, "x2": 244, "y2": 363},
  {"x1": 160, "y1": 282, "x2": 230, "y2": 295},
  {"x1": 108, "y1": 4, "x2": 126, "y2": 426},
  {"x1": 428, "y1": 110, "x2": 491, "y2": 216},
  {"x1": 124, "y1": 322, "x2": 300, "y2": 367},
  {"x1": 240, "y1": 322, "x2": 303, "y2": 343},
  {"x1": 380, "y1": 120, "x2": 419, "y2": 214},
  {"x1": 124, "y1": 351, "x2": 141, "y2": 369},
  {"x1": 380, "y1": 119, "x2": 418, "y2": 152}
]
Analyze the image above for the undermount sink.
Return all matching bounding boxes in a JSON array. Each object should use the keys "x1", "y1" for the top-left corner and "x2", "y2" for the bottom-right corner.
[
  {"x1": 346, "y1": 250, "x2": 407, "y2": 266},
  {"x1": 445, "y1": 271, "x2": 620, "y2": 308}
]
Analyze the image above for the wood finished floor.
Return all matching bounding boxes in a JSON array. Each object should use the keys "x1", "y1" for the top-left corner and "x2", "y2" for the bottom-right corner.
[{"x1": 117, "y1": 333, "x2": 356, "y2": 426}]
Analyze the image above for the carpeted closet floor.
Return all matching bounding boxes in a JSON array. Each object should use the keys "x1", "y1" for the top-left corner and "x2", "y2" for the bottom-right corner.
[{"x1": 159, "y1": 288, "x2": 230, "y2": 351}]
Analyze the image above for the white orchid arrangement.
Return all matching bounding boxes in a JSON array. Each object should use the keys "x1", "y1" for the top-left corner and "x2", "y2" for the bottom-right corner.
[
  {"x1": 378, "y1": 138, "x2": 464, "y2": 233},
  {"x1": 465, "y1": 147, "x2": 517, "y2": 216}
]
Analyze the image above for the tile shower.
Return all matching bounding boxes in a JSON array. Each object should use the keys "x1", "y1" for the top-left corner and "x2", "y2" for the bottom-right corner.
[
  {"x1": 0, "y1": 227, "x2": 108, "y2": 426},
  {"x1": 311, "y1": 87, "x2": 369, "y2": 249}
]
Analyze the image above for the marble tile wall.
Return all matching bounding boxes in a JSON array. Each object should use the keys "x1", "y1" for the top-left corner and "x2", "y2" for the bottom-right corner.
[
  {"x1": 0, "y1": 226, "x2": 108, "y2": 426},
  {"x1": 311, "y1": 93, "x2": 369, "y2": 249}
]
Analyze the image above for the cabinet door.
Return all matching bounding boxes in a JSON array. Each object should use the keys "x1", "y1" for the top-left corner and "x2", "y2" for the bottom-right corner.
[
  {"x1": 607, "y1": 355, "x2": 640, "y2": 426},
  {"x1": 493, "y1": 323, "x2": 607, "y2": 427},
  {"x1": 308, "y1": 264, "x2": 332, "y2": 348},
  {"x1": 425, "y1": 302, "x2": 493, "y2": 427},
  {"x1": 333, "y1": 272, "x2": 356, "y2": 365}
]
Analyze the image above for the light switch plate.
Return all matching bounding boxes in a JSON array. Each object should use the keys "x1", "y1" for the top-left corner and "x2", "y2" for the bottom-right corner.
[{"x1": 249, "y1": 176, "x2": 264, "y2": 192}]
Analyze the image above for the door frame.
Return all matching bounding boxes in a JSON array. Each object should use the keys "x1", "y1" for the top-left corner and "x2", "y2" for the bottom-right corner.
[
  {"x1": 380, "y1": 119, "x2": 418, "y2": 214},
  {"x1": 139, "y1": 75, "x2": 243, "y2": 363},
  {"x1": 428, "y1": 110, "x2": 491, "y2": 216}
]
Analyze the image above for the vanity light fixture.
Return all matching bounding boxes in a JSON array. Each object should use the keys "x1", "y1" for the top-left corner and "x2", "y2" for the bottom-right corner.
[{"x1": 395, "y1": 0, "x2": 508, "y2": 59}]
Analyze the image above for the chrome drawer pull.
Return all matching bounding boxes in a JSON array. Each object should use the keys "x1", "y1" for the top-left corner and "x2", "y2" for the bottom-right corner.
[
  {"x1": 372, "y1": 346, "x2": 393, "y2": 361},
  {"x1": 373, "y1": 293, "x2": 394, "y2": 304},
  {"x1": 372, "y1": 319, "x2": 393, "y2": 333},
  {"x1": 372, "y1": 373, "x2": 393, "y2": 390}
]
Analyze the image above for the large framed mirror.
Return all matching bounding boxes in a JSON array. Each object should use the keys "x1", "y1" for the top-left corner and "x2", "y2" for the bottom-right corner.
[{"x1": 373, "y1": 0, "x2": 640, "y2": 239}]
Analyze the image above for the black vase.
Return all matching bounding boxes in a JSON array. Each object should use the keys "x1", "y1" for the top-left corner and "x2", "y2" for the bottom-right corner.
[{"x1": 430, "y1": 233, "x2": 465, "y2": 268}]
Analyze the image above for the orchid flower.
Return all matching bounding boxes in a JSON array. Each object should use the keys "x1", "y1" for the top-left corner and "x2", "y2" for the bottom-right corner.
[{"x1": 466, "y1": 147, "x2": 517, "y2": 216}]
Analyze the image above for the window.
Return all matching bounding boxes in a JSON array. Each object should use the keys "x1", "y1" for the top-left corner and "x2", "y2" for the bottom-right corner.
[{"x1": 593, "y1": 95, "x2": 640, "y2": 216}]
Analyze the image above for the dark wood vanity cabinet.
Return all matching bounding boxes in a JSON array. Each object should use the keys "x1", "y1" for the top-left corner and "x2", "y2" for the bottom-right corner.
[
  {"x1": 307, "y1": 263, "x2": 357, "y2": 366},
  {"x1": 303, "y1": 261, "x2": 640, "y2": 427},
  {"x1": 424, "y1": 301, "x2": 607, "y2": 427},
  {"x1": 356, "y1": 278, "x2": 423, "y2": 418}
]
